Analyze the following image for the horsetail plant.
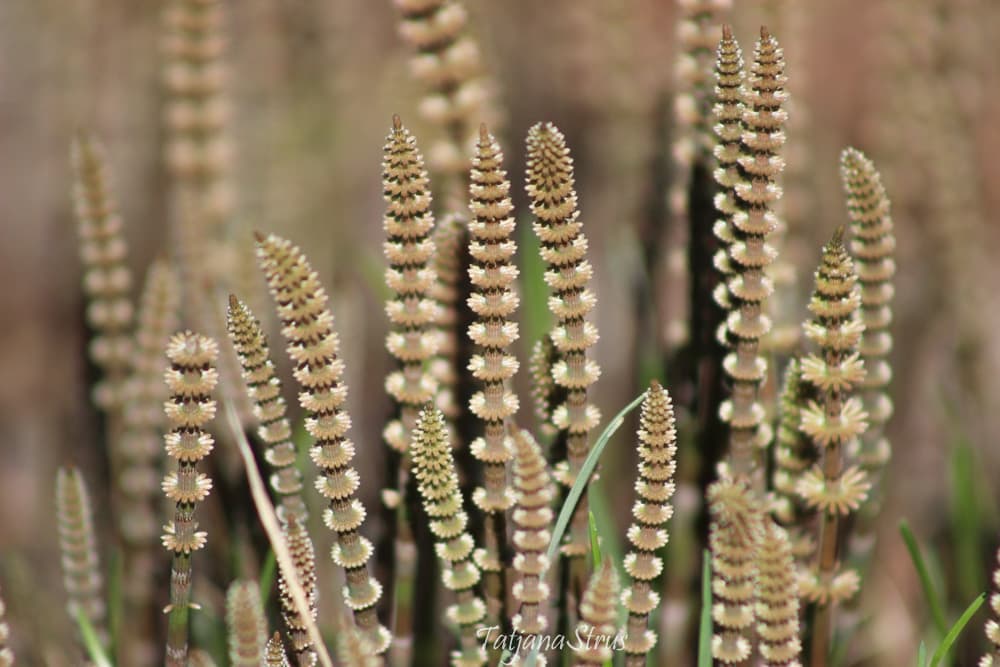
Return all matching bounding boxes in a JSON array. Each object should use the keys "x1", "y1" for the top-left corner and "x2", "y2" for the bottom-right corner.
[
  {"x1": 795, "y1": 230, "x2": 870, "y2": 666},
  {"x1": 755, "y1": 519, "x2": 802, "y2": 667},
  {"x1": 55, "y1": 466, "x2": 107, "y2": 645},
  {"x1": 525, "y1": 122, "x2": 602, "y2": 572},
  {"x1": 708, "y1": 473, "x2": 761, "y2": 665},
  {"x1": 382, "y1": 114, "x2": 440, "y2": 660},
  {"x1": 0, "y1": 584, "x2": 11, "y2": 667},
  {"x1": 391, "y1": 0, "x2": 497, "y2": 207},
  {"x1": 225, "y1": 580, "x2": 267, "y2": 666},
  {"x1": 528, "y1": 335, "x2": 559, "y2": 439},
  {"x1": 572, "y1": 559, "x2": 621, "y2": 667},
  {"x1": 255, "y1": 232, "x2": 391, "y2": 654},
  {"x1": 335, "y1": 616, "x2": 381, "y2": 667},
  {"x1": 840, "y1": 148, "x2": 895, "y2": 473},
  {"x1": 266, "y1": 632, "x2": 292, "y2": 667},
  {"x1": 278, "y1": 516, "x2": 319, "y2": 666},
  {"x1": 226, "y1": 294, "x2": 307, "y2": 523},
  {"x1": 980, "y1": 547, "x2": 1000, "y2": 666},
  {"x1": 769, "y1": 358, "x2": 815, "y2": 561},
  {"x1": 467, "y1": 123, "x2": 520, "y2": 620},
  {"x1": 622, "y1": 380, "x2": 677, "y2": 666},
  {"x1": 71, "y1": 132, "x2": 134, "y2": 418},
  {"x1": 716, "y1": 26, "x2": 788, "y2": 482},
  {"x1": 161, "y1": 331, "x2": 218, "y2": 667},
  {"x1": 117, "y1": 260, "x2": 180, "y2": 664},
  {"x1": 411, "y1": 406, "x2": 487, "y2": 667},
  {"x1": 429, "y1": 213, "x2": 469, "y2": 426},
  {"x1": 510, "y1": 427, "x2": 555, "y2": 641}
]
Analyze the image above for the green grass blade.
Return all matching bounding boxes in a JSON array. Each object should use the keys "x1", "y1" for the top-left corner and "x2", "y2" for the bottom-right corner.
[
  {"x1": 698, "y1": 549, "x2": 713, "y2": 667},
  {"x1": 76, "y1": 609, "x2": 113, "y2": 667},
  {"x1": 259, "y1": 549, "x2": 277, "y2": 608},
  {"x1": 930, "y1": 593, "x2": 985, "y2": 667},
  {"x1": 589, "y1": 510, "x2": 602, "y2": 569},
  {"x1": 523, "y1": 389, "x2": 647, "y2": 667},
  {"x1": 950, "y1": 438, "x2": 985, "y2": 603},
  {"x1": 900, "y1": 519, "x2": 948, "y2": 636},
  {"x1": 917, "y1": 641, "x2": 927, "y2": 667}
]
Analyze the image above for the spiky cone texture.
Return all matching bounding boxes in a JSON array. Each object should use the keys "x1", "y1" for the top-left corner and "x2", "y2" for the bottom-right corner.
[
  {"x1": 278, "y1": 516, "x2": 319, "y2": 666},
  {"x1": 840, "y1": 148, "x2": 895, "y2": 471},
  {"x1": 254, "y1": 233, "x2": 390, "y2": 653},
  {"x1": 382, "y1": 115, "x2": 440, "y2": 456},
  {"x1": 795, "y1": 232, "x2": 870, "y2": 610},
  {"x1": 411, "y1": 407, "x2": 487, "y2": 667},
  {"x1": 768, "y1": 359, "x2": 816, "y2": 561},
  {"x1": 708, "y1": 474, "x2": 762, "y2": 666},
  {"x1": 716, "y1": 27, "x2": 788, "y2": 481},
  {"x1": 55, "y1": 467, "x2": 106, "y2": 639},
  {"x1": 226, "y1": 295, "x2": 307, "y2": 523},
  {"x1": 467, "y1": 126, "x2": 520, "y2": 595},
  {"x1": 226, "y1": 580, "x2": 267, "y2": 666},
  {"x1": 392, "y1": 0, "x2": 498, "y2": 206},
  {"x1": 528, "y1": 335, "x2": 559, "y2": 439},
  {"x1": 0, "y1": 584, "x2": 12, "y2": 666},
  {"x1": 71, "y1": 132, "x2": 134, "y2": 412},
  {"x1": 572, "y1": 559, "x2": 621, "y2": 666},
  {"x1": 524, "y1": 122, "x2": 602, "y2": 558},
  {"x1": 622, "y1": 381, "x2": 677, "y2": 665},
  {"x1": 265, "y1": 632, "x2": 292, "y2": 667},
  {"x1": 979, "y1": 548, "x2": 1000, "y2": 666},
  {"x1": 710, "y1": 25, "x2": 746, "y2": 342},
  {"x1": 755, "y1": 520, "x2": 802, "y2": 667},
  {"x1": 161, "y1": 332, "x2": 218, "y2": 667},
  {"x1": 510, "y1": 427, "x2": 555, "y2": 639},
  {"x1": 429, "y1": 213, "x2": 468, "y2": 424}
]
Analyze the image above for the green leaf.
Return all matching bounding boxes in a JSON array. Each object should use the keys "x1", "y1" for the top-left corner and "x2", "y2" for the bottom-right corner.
[
  {"x1": 900, "y1": 519, "x2": 948, "y2": 637},
  {"x1": 76, "y1": 608, "x2": 113, "y2": 667},
  {"x1": 259, "y1": 549, "x2": 277, "y2": 608},
  {"x1": 589, "y1": 510, "x2": 602, "y2": 569},
  {"x1": 929, "y1": 593, "x2": 985, "y2": 667},
  {"x1": 917, "y1": 641, "x2": 927, "y2": 667},
  {"x1": 523, "y1": 389, "x2": 647, "y2": 667},
  {"x1": 950, "y1": 438, "x2": 985, "y2": 603},
  {"x1": 698, "y1": 549, "x2": 713, "y2": 667}
]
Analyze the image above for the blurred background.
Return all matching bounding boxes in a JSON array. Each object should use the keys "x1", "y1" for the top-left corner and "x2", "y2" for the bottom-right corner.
[{"x1": 1, "y1": 0, "x2": 999, "y2": 664}]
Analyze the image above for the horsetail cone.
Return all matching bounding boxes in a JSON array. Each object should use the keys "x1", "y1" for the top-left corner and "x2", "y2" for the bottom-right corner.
[
  {"x1": 572, "y1": 559, "x2": 621, "y2": 667},
  {"x1": 524, "y1": 122, "x2": 602, "y2": 558},
  {"x1": 255, "y1": 232, "x2": 391, "y2": 654}
]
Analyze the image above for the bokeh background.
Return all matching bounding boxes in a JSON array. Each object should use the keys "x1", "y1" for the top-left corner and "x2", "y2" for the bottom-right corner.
[{"x1": 2, "y1": 0, "x2": 999, "y2": 664}]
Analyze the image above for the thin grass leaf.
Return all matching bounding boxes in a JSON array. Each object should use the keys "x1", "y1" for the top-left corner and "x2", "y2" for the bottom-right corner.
[
  {"x1": 929, "y1": 593, "x2": 985, "y2": 667},
  {"x1": 76, "y1": 608, "x2": 112, "y2": 667},
  {"x1": 259, "y1": 550, "x2": 276, "y2": 608},
  {"x1": 589, "y1": 510, "x2": 601, "y2": 569},
  {"x1": 223, "y1": 400, "x2": 335, "y2": 667},
  {"x1": 917, "y1": 641, "x2": 927, "y2": 667},
  {"x1": 899, "y1": 520, "x2": 948, "y2": 637},
  {"x1": 950, "y1": 438, "x2": 985, "y2": 603},
  {"x1": 523, "y1": 389, "x2": 646, "y2": 667},
  {"x1": 698, "y1": 549, "x2": 712, "y2": 667}
]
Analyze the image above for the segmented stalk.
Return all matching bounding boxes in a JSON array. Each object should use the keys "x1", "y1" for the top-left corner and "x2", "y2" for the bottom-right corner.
[
  {"x1": 622, "y1": 381, "x2": 677, "y2": 666},
  {"x1": 572, "y1": 560, "x2": 621, "y2": 667},
  {"x1": 227, "y1": 294, "x2": 307, "y2": 523},
  {"x1": 430, "y1": 213, "x2": 469, "y2": 426},
  {"x1": 755, "y1": 520, "x2": 802, "y2": 666},
  {"x1": 708, "y1": 474, "x2": 761, "y2": 666},
  {"x1": 226, "y1": 580, "x2": 267, "y2": 666},
  {"x1": 795, "y1": 231, "x2": 870, "y2": 666},
  {"x1": 524, "y1": 122, "x2": 602, "y2": 564},
  {"x1": 71, "y1": 132, "x2": 134, "y2": 414},
  {"x1": 161, "y1": 332, "x2": 219, "y2": 667},
  {"x1": 255, "y1": 233, "x2": 390, "y2": 654},
  {"x1": 466, "y1": 124, "x2": 520, "y2": 621},
  {"x1": 56, "y1": 467, "x2": 106, "y2": 643},
  {"x1": 411, "y1": 407, "x2": 487, "y2": 667},
  {"x1": 278, "y1": 516, "x2": 318, "y2": 666},
  {"x1": 266, "y1": 632, "x2": 292, "y2": 667},
  {"x1": 716, "y1": 27, "x2": 788, "y2": 482}
]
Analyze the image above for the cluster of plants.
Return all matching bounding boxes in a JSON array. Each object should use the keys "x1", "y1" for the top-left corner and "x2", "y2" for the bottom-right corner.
[{"x1": 3, "y1": 1, "x2": 999, "y2": 666}]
